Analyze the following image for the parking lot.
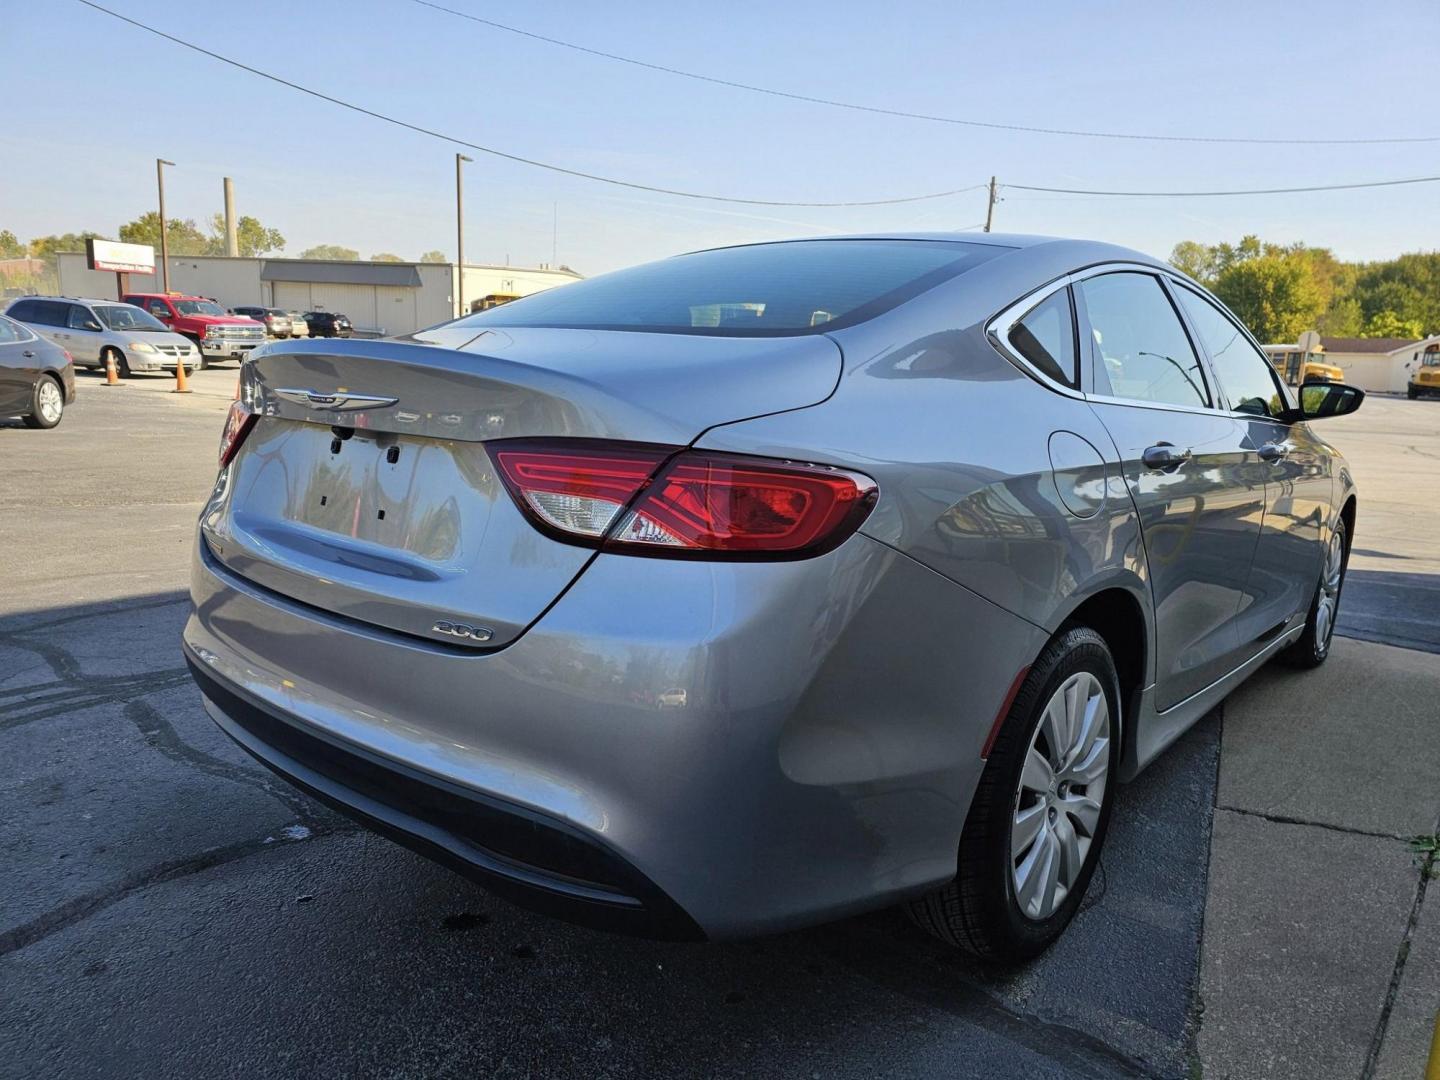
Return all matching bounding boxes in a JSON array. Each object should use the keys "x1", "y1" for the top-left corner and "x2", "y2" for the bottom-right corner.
[{"x1": 1, "y1": 367, "x2": 1437, "y2": 1079}]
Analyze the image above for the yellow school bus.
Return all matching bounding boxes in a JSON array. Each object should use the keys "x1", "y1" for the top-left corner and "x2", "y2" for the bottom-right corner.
[{"x1": 1263, "y1": 331, "x2": 1345, "y2": 386}]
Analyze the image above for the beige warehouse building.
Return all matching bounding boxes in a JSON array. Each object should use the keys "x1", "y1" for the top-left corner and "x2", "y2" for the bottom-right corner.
[{"x1": 56, "y1": 253, "x2": 581, "y2": 337}]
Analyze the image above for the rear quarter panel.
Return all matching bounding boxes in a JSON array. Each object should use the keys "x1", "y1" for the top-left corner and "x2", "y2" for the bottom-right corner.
[{"x1": 696, "y1": 242, "x2": 1151, "y2": 662}]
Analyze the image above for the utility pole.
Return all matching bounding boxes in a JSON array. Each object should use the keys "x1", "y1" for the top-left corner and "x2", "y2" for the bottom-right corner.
[
  {"x1": 222, "y1": 177, "x2": 239, "y2": 257},
  {"x1": 156, "y1": 158, "x2": 175, "y2": 291},
  {"x1": 552, "y1": 202, "x2": 557, "y2": 268},
  {"x1": 984, "y1": 176, "x2": 998, "y2": 233},
  {"x1": 456, "y1": 153, "x2": 473, "y2": 316}
]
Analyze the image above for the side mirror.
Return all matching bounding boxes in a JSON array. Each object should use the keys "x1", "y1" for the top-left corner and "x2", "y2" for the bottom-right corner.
[
  {"x1": 84, "y1": 320, "x2": 102, "y2": 332},
  {"x1": 1297, "y1": 380, "x2": 1364, "y2": 420}
]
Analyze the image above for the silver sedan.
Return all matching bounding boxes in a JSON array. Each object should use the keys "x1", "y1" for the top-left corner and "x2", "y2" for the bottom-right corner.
[{"x1": 183, "y1": 234, "x2": 1361, "y2": 960}]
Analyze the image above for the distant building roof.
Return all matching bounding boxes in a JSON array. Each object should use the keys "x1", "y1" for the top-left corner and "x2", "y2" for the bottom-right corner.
[
  {"x1": 260, "y1": 260, "x2": 422, "y2": 288},
  {"x1": 1320, "y1": 336, "x2": 1419, "y2": 355}
]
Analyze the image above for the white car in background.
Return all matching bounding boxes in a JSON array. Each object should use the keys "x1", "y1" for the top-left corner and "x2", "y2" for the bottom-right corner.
[
  {"x1": 287, "y1": 311, "x2": 309, "y2": 338},
  {"x1": 4, "y1": 296, "x2": 199, "y2": 377}
]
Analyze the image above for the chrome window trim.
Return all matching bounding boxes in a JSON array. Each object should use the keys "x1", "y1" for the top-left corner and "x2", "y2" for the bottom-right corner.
[{"x1": 988, "y1": 261, "x2": 1224, "y2": 411}]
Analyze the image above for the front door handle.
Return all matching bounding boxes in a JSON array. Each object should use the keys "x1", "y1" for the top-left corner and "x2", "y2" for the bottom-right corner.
[
  {"x1": 1258, "y1": 442, "x2": 1289, "y2": 463},
  {"x1": 22, "y1": 350, "x2": 35, "y2": 357},
  {"x1": 1142, "y1": 443, "x2": 1193, "y2": 471}
]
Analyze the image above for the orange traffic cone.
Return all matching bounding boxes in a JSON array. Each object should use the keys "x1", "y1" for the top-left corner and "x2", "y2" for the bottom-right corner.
[
  {"x1": 172, "y1": 358, "x2": 193, "y2": 394},
  {"x1": 103, "y1": 351, "x2": 121, "y2": 387}
]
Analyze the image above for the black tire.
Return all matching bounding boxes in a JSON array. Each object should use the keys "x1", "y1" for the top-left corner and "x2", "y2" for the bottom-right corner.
[
  {"x1": 906, "y1": 626, "x2": 1121, "y2": 962},
  {"x1": 1408, "y1": 385, "x2": 1420, "y2": 400},
  {"x1": 103, "y1": 347, "x2": 130, "y2": 378},
  {"x1": 1280, "y1": 517, "x2": 1348, "y2": 669},
  {"x1": 21, "y1": 374, "x2": 65, "y2": 429}
]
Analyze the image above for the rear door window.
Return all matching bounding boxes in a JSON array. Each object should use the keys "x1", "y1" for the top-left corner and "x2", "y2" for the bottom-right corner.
[
  {"x1": 1079, "y1": 272, "x2": 1209, "y2": 409},
  {"x1": 34, "y1": 300, "x2": 70, "y2": 327}
]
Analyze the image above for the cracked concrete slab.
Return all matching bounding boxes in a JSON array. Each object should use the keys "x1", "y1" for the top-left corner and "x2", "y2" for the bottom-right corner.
[
  {"x1": 1197, "y1": 810, "x2": 1419, "y2": 1079},
  {"x1": 1373, "y1": 874, "x2": 1439, "y2": 1080},
  {"x1": 1217, "y1": 636, "x2": 1440, "y2": 838}
]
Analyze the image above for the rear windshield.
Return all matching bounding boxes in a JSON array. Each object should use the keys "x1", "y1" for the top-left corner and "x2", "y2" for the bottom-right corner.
[{"x1": 450, "y1": 239, "x2": 1004, "y2": 336}]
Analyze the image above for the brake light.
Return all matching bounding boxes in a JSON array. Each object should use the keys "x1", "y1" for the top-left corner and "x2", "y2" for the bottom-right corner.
[
  {"x1": 218, "y1": 400, "x2": 257, "y2": 467},
  {"x1": 489, "y1": 440, "x2": 876, "y2": 559}
]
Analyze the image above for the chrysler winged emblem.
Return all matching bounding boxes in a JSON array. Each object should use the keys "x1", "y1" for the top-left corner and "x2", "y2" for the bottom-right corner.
[{"x1": 272, "y1": 388, "x2": 399, "y2": 412}]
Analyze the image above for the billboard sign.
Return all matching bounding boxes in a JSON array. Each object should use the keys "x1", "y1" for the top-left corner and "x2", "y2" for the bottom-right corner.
[{"x1": 87, "y1": 238, "x2": 156, "y2": 274}]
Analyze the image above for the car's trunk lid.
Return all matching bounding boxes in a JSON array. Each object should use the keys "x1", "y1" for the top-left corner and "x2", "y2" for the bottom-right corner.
[{"x1": 201, "y1": 329, "x2": 840, "y2": 648}]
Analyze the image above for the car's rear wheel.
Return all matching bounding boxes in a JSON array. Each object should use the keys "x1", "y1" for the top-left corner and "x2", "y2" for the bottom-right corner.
[
  {"x1": 22, "y1": 375, "x2": 65, "y2": 429},
  {"x1": 1409, "y1": 385, "x2": 1420, "y2": 400},
  {"x1": 103, "y1": 347, "x2": 130, "y2": 378},
  {"x1": 1281, "y1": 518, "x2": 1348, "y2": 669},
  {"x1": 906, "y1": 626, "x2": 1119, "y2": 962}
]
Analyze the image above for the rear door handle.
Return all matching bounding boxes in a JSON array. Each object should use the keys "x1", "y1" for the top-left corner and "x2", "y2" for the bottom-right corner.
[
  {"x1": 1142, "y1": 443, "x2": 1193, "y2": 470},
  {"x1": 1257, "y1": 442, "x2": 1288, "y2": 463}
]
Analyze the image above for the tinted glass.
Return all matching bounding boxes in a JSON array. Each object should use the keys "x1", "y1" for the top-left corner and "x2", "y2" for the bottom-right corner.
[
  {"x1": 144, "y1": 299, "x2": 171, "y2": 317},
  {"x1": 1008, "y1": 288, "x2": 1076, "y2": 387},
  {"x1": 174, "y1": 300, "x2": 226, "y2": 315},
  {"x1": 1173, "y1": 286, "x2": 1288, "y2": 418},
  {"x1": 34, "y1": 300, "x2": 70, "y2": 327},
  {"x1": 6, "y1": 300, "x2": 38, "y2": 322},
  {"x1": 1080, "y1": 273, "x2": 1208, "y2": 408},
  {"x1": 453, "y1": 240, "x2": 1002, "y2": 336},
  {"x1": 0, "y1": 317, "x2": 19, "y2": 344},
  {"x1": 97, "y1": 305, "x2": 168, "y2": 331}
]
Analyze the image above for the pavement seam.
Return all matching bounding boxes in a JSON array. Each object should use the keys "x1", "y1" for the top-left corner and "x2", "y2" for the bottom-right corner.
[
  {"x1": 1184, "y1": 702, "x2": 1226, "y2": 1079},
  {"x1": 1212, "y1": 803, "x2": 1408, "y2": 842},
  {"x1": 0, "y1": 825, "x2": 358, "y2": 958},
  {"x1": 1360, "y1": 816, "x2": 1438, "y2": 1080}
]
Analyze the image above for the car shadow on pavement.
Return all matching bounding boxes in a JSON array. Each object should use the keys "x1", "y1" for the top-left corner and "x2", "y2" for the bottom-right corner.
[
  {"x1": 1338, "y1": 568, "x2": 1440, "y2": 654},
  {"x1": 1, "y1": 590, "x2": 1220, "y2": 1080}
]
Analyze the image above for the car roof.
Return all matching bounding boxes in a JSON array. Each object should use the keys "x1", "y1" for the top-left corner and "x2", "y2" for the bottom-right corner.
[{"x1": 680, "y1": 232, "x2": 1171, "y2": 272}]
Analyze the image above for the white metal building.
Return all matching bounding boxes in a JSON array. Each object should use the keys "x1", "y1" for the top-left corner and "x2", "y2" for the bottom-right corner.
[{"x1": 57, "y1": 253, "x2": 581, "y2": 337}]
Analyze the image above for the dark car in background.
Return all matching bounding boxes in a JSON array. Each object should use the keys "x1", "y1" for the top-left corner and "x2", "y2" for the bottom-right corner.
[
  {"x1": 0, "y1": 312, "x2": 74, "y2": 428},
  {"x1": 302, "y1": 311, "x2": 352, "y2": 338},
  {"x1": 232, "y1": 306, "x2": 294, "y2": 339}
]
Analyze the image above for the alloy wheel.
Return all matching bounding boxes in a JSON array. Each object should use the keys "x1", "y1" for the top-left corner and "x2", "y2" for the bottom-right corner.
[
  {"x1": 1010, "y1": 671, "x2": 1111, "y2": 921},
  {"x1": 37, "y1": 379, "x2": 62, "y2": 424},
  {"x1": 1313, "y1": 530, "x2": 1345, "y2": 652}
]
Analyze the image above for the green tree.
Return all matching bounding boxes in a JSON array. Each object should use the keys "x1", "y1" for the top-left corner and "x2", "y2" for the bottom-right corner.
[
  {"x1": 206, "y1": 213, "x2": 285, "y2": 256},
  {"x1": 28, "y1": 232, "x2": 104, "y2": 260},
  {"x1": 370, "y1": 252, "x2": 404, "y2": 262},
  {"x1": 299, "y1": 244, "x2": 360, "y2": 261},
  {"x1": 1211, "y1": 252, "x2": 1326, "y2": 343},
  {"x1": 118, "y1": 212, "x2": 211, "y2": 256},
  {"x1": 419, "y1": 250, "x2": 447, "y2": 263},
  {"x1": 1361, "y1": 310, "x2": 1424, "y2": 339},
  {"x1": 0, "y1": 230, "x2": 25, "y2": 259}
]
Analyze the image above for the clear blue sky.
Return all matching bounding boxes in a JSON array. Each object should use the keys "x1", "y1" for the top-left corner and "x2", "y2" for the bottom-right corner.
[{"x1": 3, "y1": 0, "x2": 1437, "y2": 275}]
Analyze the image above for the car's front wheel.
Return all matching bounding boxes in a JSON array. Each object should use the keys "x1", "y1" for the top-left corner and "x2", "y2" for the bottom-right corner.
[
  {"x1": 22, "y1": 374, "x2": 65, "y2": 429},
  {"x1": 906, "y1": 626, "x2": 1120, "y2": 962},
  {"x1": 1281, "y1": 518, "x2": 1348, "y2": 669}
]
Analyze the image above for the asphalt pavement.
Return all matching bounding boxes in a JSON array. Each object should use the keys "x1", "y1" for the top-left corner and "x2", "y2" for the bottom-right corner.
[{"x1": 1, "y1": 369, "x2": 1436, "y2": 1079}]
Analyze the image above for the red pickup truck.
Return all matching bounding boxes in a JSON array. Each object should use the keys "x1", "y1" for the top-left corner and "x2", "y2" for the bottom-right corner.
[{"x1": 122, "y1": 293, "x2": 266, "y2": 368}]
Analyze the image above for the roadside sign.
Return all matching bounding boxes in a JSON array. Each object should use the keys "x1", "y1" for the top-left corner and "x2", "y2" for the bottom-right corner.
[{"x1": 86, "y1": 238, "x2": 156, "y2": 274}]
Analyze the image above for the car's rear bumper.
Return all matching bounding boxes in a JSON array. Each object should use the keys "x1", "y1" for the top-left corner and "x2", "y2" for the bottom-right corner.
[
  {"x1": 183, "y1": 529, "x2": 1042, "y2": 938},
  {"x1": 188, "y1": 654, "x2": 704, "y2": 939}
]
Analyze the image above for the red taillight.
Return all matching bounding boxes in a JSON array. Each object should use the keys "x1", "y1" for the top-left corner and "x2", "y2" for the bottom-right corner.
[
  {"x1": 219, "y1": 400, "x2": 257, "y2": 467},
  {"x1": 489, "y1": 440, "x2": 876, "y2": 559}
]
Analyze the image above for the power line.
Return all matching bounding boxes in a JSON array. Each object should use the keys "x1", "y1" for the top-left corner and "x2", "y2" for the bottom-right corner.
[
  {"x1": 410, "y1": 0, "x2": 1440, "y2": 147},
  {"x1": 72, "y1": 0, "x2": 986, "y2": 208},
  {"x1": 1003, "y1": 176, "x2": 1440, "y2": 197}
]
